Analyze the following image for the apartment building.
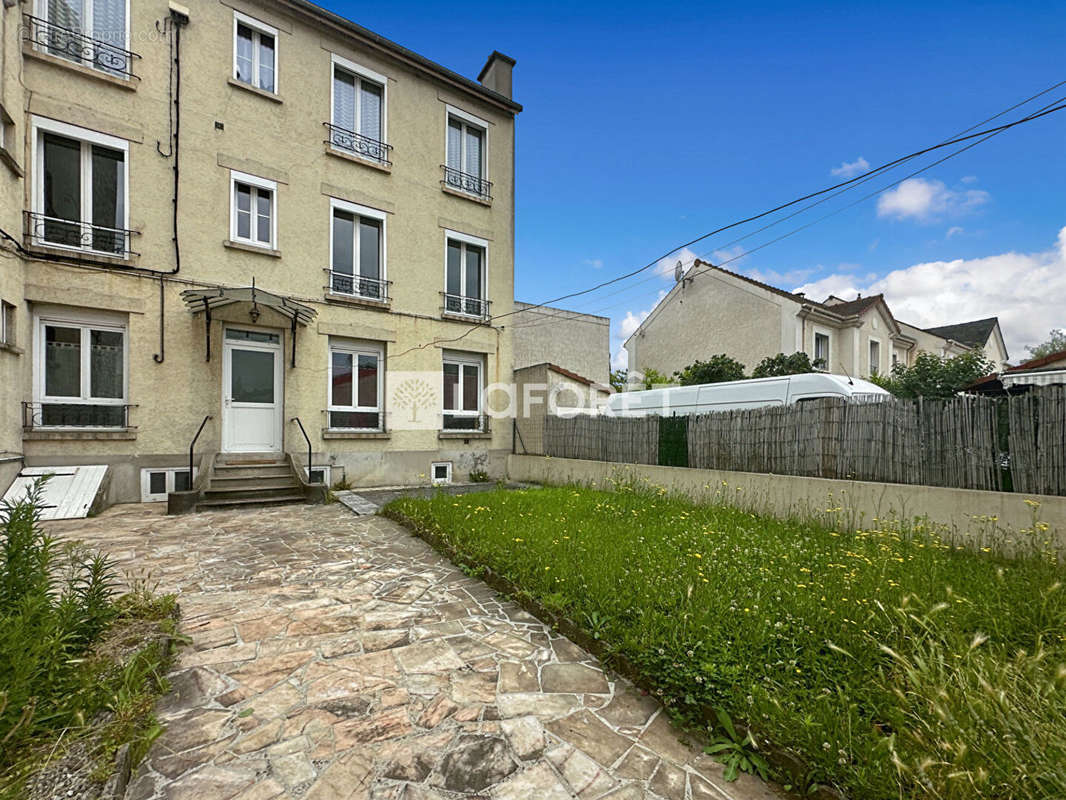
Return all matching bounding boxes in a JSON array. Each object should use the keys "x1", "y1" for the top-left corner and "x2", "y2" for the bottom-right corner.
[
  {"x1": 0, "y1": 0, "x2": 521, "y2": 504},
  {"x1": 624, "y1": 262, "x2": 1009, "y2": 380}
]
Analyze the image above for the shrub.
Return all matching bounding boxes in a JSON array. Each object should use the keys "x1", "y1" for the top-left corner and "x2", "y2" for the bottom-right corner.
[
  {"x1": 872, "y1": 350, "x2": 993, "y2": 398},
  {"x1": 751, "y1": 352, "x2": 817, "y2": 378},
  {"x1": 673, "y1": 355, "x2": 746, "y2": 385}
]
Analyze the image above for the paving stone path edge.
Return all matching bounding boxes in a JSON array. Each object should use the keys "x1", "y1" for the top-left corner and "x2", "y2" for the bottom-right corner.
[{"x1": 378, "y1": 506, "x2": 844, "y2": 800}]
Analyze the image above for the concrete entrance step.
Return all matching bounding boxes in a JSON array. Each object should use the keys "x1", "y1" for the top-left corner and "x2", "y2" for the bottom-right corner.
[{"x1": 197, "y1": 493, "x2": 306, "y2": 510}]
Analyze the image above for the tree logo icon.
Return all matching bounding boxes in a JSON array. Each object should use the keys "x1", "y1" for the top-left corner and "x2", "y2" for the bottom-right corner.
[{"x1": 392, "y1": 376, "x2": 437, "y2": 428}]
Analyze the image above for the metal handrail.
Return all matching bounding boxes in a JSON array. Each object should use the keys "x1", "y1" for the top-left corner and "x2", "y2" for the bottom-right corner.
[
  {"x1": 323, "y1": 123, "x2": 392, "y2": 166},
  {"x1": 22, "y1": 14, "x2": 140, "y2": 79},
  {"x1": 188, "y1": 415, "x2": 211, "y2": 482},
  {"x1": 440, "y1": 165, "x2": 492, "y2": 200},
  {"x1": 24, "y1": 210, "x2": 139, "y2": 258},
  {"x1": 291, "y1": 417, "x2": 319, "y2": 484}
]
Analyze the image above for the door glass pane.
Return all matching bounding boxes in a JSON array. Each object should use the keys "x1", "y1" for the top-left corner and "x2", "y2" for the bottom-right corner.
[
  {"x1": 333, "y1": 69, "x2": 356, "y2": 131},
  {"x1": 443, "y1": 363, "x2": 459, "y2": 410},
  {"x1": 149, "y1": 471, "x2": 166, "y2": 495},
  {"x1": 43, "y1": 133, "x2": 82, "y2": 246},
  {"x1": 235, "y1": 184, "x2": 251, "y2": 239},
  {"x1": 465, "y1": 246, "x2": 482, "y2": 300},
  {"x1": 91, "y1": 145, "x2": 124, "y2": 252},
  {"x1": 235, "y1": 24, "x2": 253, "y2": 83},
  {"x1": 462, "y1": 364, "x2": 479, "y2": 412},
  {"x1": 92, "y1": 0, "x2": 126, "y2": 73},
  {"x1": 359, "y1": 218, "x2": 380, "y2": 281},
  {"x1": 331, "y1": 351, "x2": 352, "y2": 407},
  {"x1": 446, "y1": 119, "x2": 462, "y2": 170},
  {"x1": 47, "y1": 0, "x2": 83, "y2": 60},
  {"x1": 225, "y1": 329, "x2": 279, "y2": 343},
  {"x1": 357, "y1": 354, "x2": 377, "y2": 407},
  {"x1": 359, "y1": 81, "x2": 382, "y2": 140},
  {"x1": 90, "y1": 329, "x2": 123, "y2": 398},
  {"x1": 446, "y1": 242, "x2": 462, "y2": 298},
  {"x1": 332, "y1": 210, "x2": 354, "y2": 274},
  {"x1": 258, "y1": 33, "x2": 275, "y2": 91},
  {"x1": 230, "y1": 349, "x2": 274, "y2": 403},
  {"x1": 45, "y1": 325, "x2": 81, "y2": 397},
  {"x1": 465, "y1": 127, "x2": 483, "y2": 179},
  {"x1": 255, "y1": 189, "x2": 271, "y2": 243}
]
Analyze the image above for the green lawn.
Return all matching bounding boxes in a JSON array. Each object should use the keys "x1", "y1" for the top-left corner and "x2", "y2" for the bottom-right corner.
[{"x1": 384, "y1": 481, "x2": 1066, "y2": 800}]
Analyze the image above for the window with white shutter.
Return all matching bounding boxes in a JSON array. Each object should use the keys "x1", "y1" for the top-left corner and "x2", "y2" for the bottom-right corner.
[
  {"x1": 328, "y1": 56, "x2": 390, "y2": 165},
  {"x1": 442, "y1": 106, "x2": 490, "y2": 201}
]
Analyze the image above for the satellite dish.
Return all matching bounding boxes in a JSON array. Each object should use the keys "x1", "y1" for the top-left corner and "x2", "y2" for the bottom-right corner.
[{"x1": 674, "y1": 260, "x2": 683, "y2": 282}]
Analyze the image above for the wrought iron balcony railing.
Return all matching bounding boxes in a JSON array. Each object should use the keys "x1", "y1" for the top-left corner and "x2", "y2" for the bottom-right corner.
[
  {"x1": 23, "y1": 401, "x2": 132, "y2": 429},
  {"x1": 443, "y1": 413, "x2": 487, "y2": 432},
  {"x1": 441, "y1": 165, "x2": 492, "y2": 201},
  {"x1": 327, "y1": 270, "x2": 391, "y2": 302},
  {"x1": 25, "y1": 211, "x2": 138, "y2": 258},
  {"x1": 22, "y1": 14, "x2": 139, "y2": 79},
  {"x1": 441, "y1": 292, "x2": 491, "y2": 320},
  {"x1": 323, "y1": 123, "x2": 392, "y2": 166}
]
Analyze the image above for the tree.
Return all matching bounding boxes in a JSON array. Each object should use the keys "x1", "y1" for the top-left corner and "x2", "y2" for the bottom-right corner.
[
  {"x1": 871, "y1": 350, "x2": 993, "y2": 399},
  {"x1": 639, "y1": 368, "x2": 671, "y2": 389},
  {"x1": 1026, "y1": 329, "x2": 1066, "y2": 360},
  {"x1": 672, "y1": 355, "x2": 746, "y2": 386},
  {"x1": 751, "y1": 352, "x2": 816, "y2": 378},
  {"x1": 609, "y1": 369, "x2": 628, "y2": 393}
]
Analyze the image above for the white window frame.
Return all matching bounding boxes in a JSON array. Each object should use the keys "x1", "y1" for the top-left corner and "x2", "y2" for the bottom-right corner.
[
  {"x1": 442, "y1": 351, "x2": 484, "y2": 429},
  {"x1": 141, "y1": 467, "x2": 197, "y2": 502},
  {"x1": 1, "y1": 301, "x2": 14, "y2": 346},
  {"x1": 327, "y1": 339, "x2": 385, "y2": 431},
  {"x1": 229, "y1": 169, "x2": 277, "y2": 249},
  {"x1": 445, "y1": 104, "x2": 488, "y2": 181},
  {"x1": 443, "y1": 229, "x2": 489, "y2": 316},
  {"x1": 329, "y1": 54, "x2": 388, "y2": 143},
  {"x1": 33, "y1": 307, "x2": 128, "y2": 427},
  {"x1": 430, "y1": 461, "x2": 452, "y2": 485},
  {"x1": 868, "y1": 337, "x2": 882, "y2": 375},
  {"x1": 32, "y1": 0, "x2": 132, "y2": 75},
  {"x1": 30, "y1": 116, "x2": 130, "y2": 255},
  {"x1": 328, "y1": 198, "x2": 387, "y2": 297},
  {"x1": 813, "y1": 329, "x2": 831, "y2": 371},
  {"x1": 232, "y1": 11, "x2": 278, "y2": 93}
]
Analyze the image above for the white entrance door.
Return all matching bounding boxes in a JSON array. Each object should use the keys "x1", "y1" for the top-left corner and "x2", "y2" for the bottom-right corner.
[{"x1": 222, "y1": 327, "x2": 283, "y2": 453}]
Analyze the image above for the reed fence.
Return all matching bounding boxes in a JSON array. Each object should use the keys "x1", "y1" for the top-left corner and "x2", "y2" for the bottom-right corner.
[{"x1": 523, "y1": 386, "x2": 1066, "y2": 496}]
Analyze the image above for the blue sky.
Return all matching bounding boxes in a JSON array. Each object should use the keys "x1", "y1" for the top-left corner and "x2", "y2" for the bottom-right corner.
[{"x1": 319, "y1": 0, "x2": 1066, "y2": 366}]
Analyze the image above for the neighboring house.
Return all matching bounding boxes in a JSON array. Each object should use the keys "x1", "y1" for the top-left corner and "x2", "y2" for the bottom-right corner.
[
  {"x1": 0, "y1": 0, "x2": 521, "y2": 502},
  {"x1": 968, "y1": 349, "x2": 1066, "y2": 395},
  {"x1": 513, "y1": 362, "x2": 609, "y2": 455},
  {"x1": 624, "y1": 260, "x2": 1009, "y2": 380},
  {"x1": 922, "y1": 318, "x2": 1010, "y2": 371},
  {"x1": 512, "y1": 302, "x2": 611, "y2": 388}
]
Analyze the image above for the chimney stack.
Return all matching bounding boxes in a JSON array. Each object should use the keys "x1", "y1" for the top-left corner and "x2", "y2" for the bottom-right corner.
[{"x1": 478, "y1": 51, "x2": 516, "y2": 99}]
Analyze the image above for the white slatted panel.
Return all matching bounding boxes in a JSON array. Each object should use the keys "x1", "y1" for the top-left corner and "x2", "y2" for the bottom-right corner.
[{"x1": 3, "y1": 466, "x2": 108, "y2": 520}]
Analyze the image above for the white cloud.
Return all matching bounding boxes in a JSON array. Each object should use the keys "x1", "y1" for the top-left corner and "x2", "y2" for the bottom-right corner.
[
  {"x1": 830, "y1": 156, "x2": 870, "y2": 178},
  {"x1": 584, "y1": 258, "x2": 604, "y2": 269},
  {"x1": 654, "y1": 247, "x2": 698, "y2": 280},
  {"x1": 611, "y1": 290, "x2": 667, "y2": 369},
  {"x1": 793, "y1": 226, "x2": 1066, "y2": 357},
  {"x1": 876, "y1": 178, "x2": 990, "y2": 222},
  {"x1": 946, "y1": 226, "x2": 964, "y2": 239}
]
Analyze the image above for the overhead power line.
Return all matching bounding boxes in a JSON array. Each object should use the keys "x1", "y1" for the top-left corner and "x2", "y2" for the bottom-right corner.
[{"x1": 388, "y1": 89, "x2": 1066, "y2": 359}]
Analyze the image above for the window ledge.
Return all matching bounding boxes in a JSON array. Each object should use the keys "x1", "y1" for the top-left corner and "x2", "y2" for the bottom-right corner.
[
  {"x1": 322, "y1": 430, "x2": 390, "y2": 439},
  {"x1": 224, "y1": 239, "x2": 281, "y2": 257},
  {"x1": 441, "y1": 311, "x2": 490, "y2": 325},
  {"x1": 441, "y1": 185, "x2": 492, "y2": 207},
  {"x1": 227, "y1": 77, "x2": 283, "y2": 104},
  {"x1": 0, "y1": 147, "x2": 23, "y2": 178},
  {"x1": 438, "y1": 430, "x2": 492, "y2": 440},
  {"x1": 22, "y1": 239, "x2": 138, "y2": 266},
  {"x1": 22, "y1": 45, "x2": 139, "y2": 90},
  {"x1": 23, "y1": 428, "x2": 137, "y2": 441},
  {"x1": 325, "y1": 145, "x2": 392, "y2": 173},
  {"x1": 0, "y1": 342, "x2": 24, "y2": 356},
  {"x1": 324, "y1": 292, "x2": 391, "y2": 311}
]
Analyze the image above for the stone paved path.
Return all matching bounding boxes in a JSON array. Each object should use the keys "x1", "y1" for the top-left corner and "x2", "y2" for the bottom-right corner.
[{"x1": 47, "y1": 503, "x2": 784, "y2": 800}]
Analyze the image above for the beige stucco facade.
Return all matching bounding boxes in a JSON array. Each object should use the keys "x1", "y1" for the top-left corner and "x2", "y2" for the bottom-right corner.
[
  {"x1": 512, "y1": 302, "x2": 610, "y2": 387},
  {"x1": 0, "y1": 0, "x2": 521, "y2": 502},
  {"x1": 625, "y1": 263, "x2": 1009, "y2": 381}
]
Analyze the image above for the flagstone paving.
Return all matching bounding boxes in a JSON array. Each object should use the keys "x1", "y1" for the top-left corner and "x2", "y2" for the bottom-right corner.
[{"x1": 46, "y1": 503, "x2": 785, "y2": 800}]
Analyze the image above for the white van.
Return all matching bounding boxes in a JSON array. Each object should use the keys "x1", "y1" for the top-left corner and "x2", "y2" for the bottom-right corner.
[{"x1": 604, "y1": 373, "x2": 889, "y2": 418}]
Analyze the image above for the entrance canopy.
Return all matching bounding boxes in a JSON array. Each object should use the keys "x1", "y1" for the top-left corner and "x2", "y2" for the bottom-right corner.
[{"x1": 180, "y1": 282, "x2": 317, "y2": 365}]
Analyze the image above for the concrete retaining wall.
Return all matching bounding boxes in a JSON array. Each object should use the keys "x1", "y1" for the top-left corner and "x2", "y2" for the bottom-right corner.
[{"x1": 508, "y1": 454, "x2": 1066, "y2": 551}]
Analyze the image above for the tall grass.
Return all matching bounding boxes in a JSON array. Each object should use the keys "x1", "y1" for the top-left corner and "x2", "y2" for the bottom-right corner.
[{"x1": 385, "y1": 481, "x2": 1066, "y2": 799}]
